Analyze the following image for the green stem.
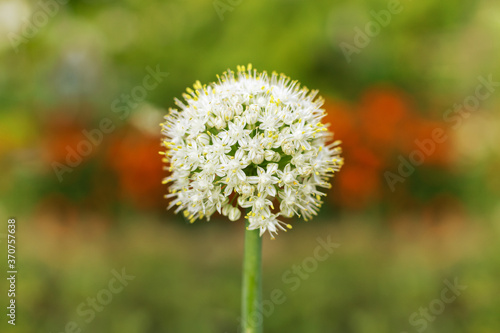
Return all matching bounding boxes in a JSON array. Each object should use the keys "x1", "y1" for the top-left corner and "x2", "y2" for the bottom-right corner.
[{"x1": 241, "y1": 222, "x2": 263, "y2": 333}]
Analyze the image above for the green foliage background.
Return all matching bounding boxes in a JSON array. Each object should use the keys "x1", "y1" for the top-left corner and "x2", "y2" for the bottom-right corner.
[{"x1": 0, "y1": 0, "x2": 499, "y2": 332}]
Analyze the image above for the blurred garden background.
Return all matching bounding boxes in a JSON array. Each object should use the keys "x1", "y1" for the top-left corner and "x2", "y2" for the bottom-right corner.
[{"x1": 1, "y1": 0, "x2": 500, "y2": 332}]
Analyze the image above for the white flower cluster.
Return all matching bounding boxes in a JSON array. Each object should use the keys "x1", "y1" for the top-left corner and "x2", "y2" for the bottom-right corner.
[{"x1": 161, "y1": 65, "x2": 343, "y2": 238}]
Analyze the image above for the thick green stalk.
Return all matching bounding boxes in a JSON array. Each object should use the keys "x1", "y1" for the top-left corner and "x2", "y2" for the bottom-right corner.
[{"x1": 241, "y1": 224, "x2": 263, "y2": 333}]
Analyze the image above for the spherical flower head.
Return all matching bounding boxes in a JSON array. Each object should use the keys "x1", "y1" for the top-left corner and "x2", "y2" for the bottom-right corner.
[{"x1": 160, "y1": 65, "x2": 343, "y2": 238}]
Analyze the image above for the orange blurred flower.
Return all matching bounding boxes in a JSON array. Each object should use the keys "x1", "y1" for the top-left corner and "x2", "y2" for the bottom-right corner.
[
  {"x1": 323, "y1": 85, "x2": 452, "y2": 209},
  {"x1": 107, "y1": 126, "x2": 164, "y2": 210}
]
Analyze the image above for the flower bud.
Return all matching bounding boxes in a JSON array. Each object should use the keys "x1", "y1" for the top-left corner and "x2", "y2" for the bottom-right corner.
[
  {"x1": 234, "y1": 103, "x2": 244, "y2": 116},
  {"x1": 240, "y1": 184, "x2": 254, "y2": 197},
  {"x1": 252, "y1": 152, "x2": 264, "y2": 164},
  {"x1": 298, "y1": 166, "x2": 312, "y2": 177},
  {"x1": 222, "y1": 203, "x2": 232, "y2": 216},
  {"x1": 197, "y1": 133, "x2": 210, "y2": 146},
  {"x1": 281, "y1": 140, "x2": 295, "y2": 155},
  {"x1": 264, "y1": 150, "x2": 275, "y2": 161},
  {"x1": 222, "y1": 107, "x2": 234, "y2": 122},
  {"x1": 214, "y1": 117, "x2": 226, "y2": 130},
  {"x1": 228, "y1": 207, "x2": 241, "y2": 221},
  {"x1": 245, "y1": 104, "x2": 260, "y2": 124},
  {"x1": 283, "y1": 173, "x2": 295, "y2": 185},
  {"x1": 281, "y1": 206, "x2": 294, "y2": 218}
]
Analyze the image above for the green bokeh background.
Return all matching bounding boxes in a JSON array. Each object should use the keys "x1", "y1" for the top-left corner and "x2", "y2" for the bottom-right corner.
[{"x1": 1, "y1": 0, "x2": 499, "y2": 332}]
